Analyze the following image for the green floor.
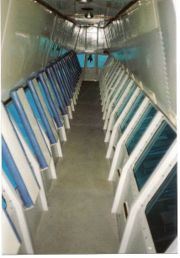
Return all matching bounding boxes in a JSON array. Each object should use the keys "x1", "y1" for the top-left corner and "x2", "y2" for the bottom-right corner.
[{"x1": 34, "y1": 81, "x2": 119, "y2": 254}]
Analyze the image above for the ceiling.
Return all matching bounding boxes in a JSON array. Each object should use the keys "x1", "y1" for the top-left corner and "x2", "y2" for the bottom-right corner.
[{"x1": 42, "y1": 0, "x2": 133, "y2": 26}]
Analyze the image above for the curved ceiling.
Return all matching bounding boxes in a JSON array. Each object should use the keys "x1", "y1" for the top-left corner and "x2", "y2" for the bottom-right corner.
[{"x1": 41, "y1": 0, "x2": 134, "y2": 26}]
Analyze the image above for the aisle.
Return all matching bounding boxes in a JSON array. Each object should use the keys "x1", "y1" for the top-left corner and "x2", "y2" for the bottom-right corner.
[{"x1": 34, "y1": 81, "x2": 119, "y2": 254}]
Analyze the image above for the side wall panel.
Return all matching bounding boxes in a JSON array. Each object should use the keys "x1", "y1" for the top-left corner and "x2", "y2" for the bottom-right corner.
[
  {"x1": 107, "y1": 0, "x2": 176, "y2": 122},
  {"x1": 1, "y1": 0, "x2": 71, "y2": 100}
]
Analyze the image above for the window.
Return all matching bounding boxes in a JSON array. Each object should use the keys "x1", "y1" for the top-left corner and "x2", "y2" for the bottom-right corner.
[
  {"x1": 77, "y1": 53, "x2": 85, "y2": 68},
  {"x1": 145, "y1": 165, "x2": 177, "y2": 253},
  {"x1": 133, "y1": 121, "x2": 176, "y2": 190},
  {"x1": 120, "y1": 92, "x2": 145, "y2": 133},
  {"x1": 115, "y1": 84, "x2": 136, "y2": 120},
  {"x1": 112, "y1": 78, "x2": 130, "y2": 108},
  {"x1": 98, "y1": 55, "x2": 108, "y2": 68},
  {"x1": 126, "y1": 105, "x2": 157, "y2": 154},
  {"x1": 86, "y1": 54, "x2": 96, "y2": 68}
]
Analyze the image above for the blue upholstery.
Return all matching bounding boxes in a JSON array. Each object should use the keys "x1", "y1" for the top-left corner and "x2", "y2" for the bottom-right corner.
[
  {"x1": 9, "y1": 92, "x2": 48, "y2": 169},
  {"x1": 38, "y1": 73, "x2": 63, "y2": 129},
  {"x1": 26, "y1": 82, "x2": 57, "y2": 145},
  {"x1": 2, "y1": 137, "x2": 33, "y2": 208}
]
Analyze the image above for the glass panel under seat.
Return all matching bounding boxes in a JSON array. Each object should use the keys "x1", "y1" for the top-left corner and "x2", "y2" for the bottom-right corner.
[
  {"x1": 133, "y1": 121, "x2": 176, "y2": 190},
  {"x1": 115, "y1": 84, "x2": 136, "y2": 121},
  {"x1": 112, "y1": 79, "x2": 131, "y2": 108},
  {"x1": 145, "y1": 165, "x2": 177, "y2": 253},
  {"x1": 126, "y1": 105, "x2": 157, "y2": 154},
  {"x1": 120, "y1": 92, "x2": 145, "y2": 133}
]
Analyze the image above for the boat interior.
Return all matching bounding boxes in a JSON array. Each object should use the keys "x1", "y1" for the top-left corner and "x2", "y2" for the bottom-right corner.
[{"x1": 1, "y1": 0, "x2": 177, "y2": 254}]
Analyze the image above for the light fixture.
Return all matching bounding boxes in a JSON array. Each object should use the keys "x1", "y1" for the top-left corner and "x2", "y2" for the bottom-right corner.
[
  {"x1": 44, "y1": 8, "x2": 52, "y2": 14},
  {"x1": 82, "y1": 7, "x2": 94, "y2": 19},
  {"x1": 85, "y1": 12, "x2": 93, "y2": 19},
  {"x1": 77, "y1": 0, "x2": 92, "y2": 3}
]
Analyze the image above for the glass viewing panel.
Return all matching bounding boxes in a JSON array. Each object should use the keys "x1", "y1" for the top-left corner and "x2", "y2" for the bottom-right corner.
[
  {"x1": 120, "y1": 92, "x2": 145, "y2": 133},
  {"x1": 126, "y1": 105, "x2": 157, "y2": 154},
  {"x1": 98, "y1": 55, "x2": 108, "y2": 68},
  {"x1": 145, "y1": 165, "x2": 177, "y2": 253},
  {"x1": 86, "y1": 54, "x2": 96, "y2": 68},
  {"x1": 113, "y1": 78, "x2": 130, "y2": 108},
  {"x1": 133, "y1": 121, "x2": 176, "y2": 190},
  {"x1": 77, "y1": 53, "x2": 85, "y2": 68},
  {"x1": 115, "y1": 84, "x2": 136, "y2": 120}
]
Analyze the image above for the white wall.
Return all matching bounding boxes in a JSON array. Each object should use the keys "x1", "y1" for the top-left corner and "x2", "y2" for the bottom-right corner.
[
  {"x1": 2, "y1": 0, "x2": 176, "y2": 124},
  {"x1": 106, "y1": 0, "x2": 176, "y2": 123},
  {"x1": 1, "y1": 0, "x2": 76, "y2": 100},
  {"x1": 1, "y1": 0, "x2": 107, "y2": 101}
]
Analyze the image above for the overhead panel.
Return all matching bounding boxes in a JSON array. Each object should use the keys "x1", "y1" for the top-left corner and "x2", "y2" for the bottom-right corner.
[
  {"x1": 1, "y1": 0, "x2": 55, "y2": 100},
  {"x1": 42, "y1": 0, "x2": 134, "y2": 26},
  {"x1": 107, "y1": 0, "x2": 176, "y2": 121},
  {"x1": 41, "y1": 0, "x2": 136, "y2": 52}
]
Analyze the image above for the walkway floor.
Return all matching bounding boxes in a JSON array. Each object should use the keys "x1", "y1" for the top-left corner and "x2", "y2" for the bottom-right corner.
[{"x1": 34, "y1": 81, "x2": 119, "y2": 254}]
